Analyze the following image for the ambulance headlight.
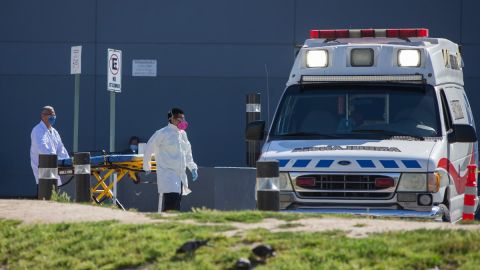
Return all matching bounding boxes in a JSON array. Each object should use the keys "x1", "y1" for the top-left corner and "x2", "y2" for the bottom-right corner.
[
  {"x1": 278, "y1": 173, "x2": 293, "y2": 191},
  {"x1": 306, "y1": 50, "x2": 328, "y2": 68},
  {"x1": 397, "y1": 173, "x2": 426, "y2": 191},
  {"x1": 398, "y1": 49, "x2": 421, "y2": 67}
]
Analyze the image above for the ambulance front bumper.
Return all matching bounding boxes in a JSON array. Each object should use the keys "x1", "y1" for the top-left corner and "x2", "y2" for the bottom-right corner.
[
  {"x1": 279, "y1": 191, "x2": 442, "y2": 218},
  {"x1": 284, "y1": 206, "x2": 442, "y2": 218}
]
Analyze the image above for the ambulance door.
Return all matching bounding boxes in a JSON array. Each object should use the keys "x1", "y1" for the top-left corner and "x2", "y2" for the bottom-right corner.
[{"x1": 441, "y1": 87, "x2": 475, "y2": 197}]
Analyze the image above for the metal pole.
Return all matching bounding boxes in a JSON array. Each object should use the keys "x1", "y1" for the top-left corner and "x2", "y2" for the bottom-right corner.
[
  {"x1": 246, "y1": 93, "x2": 261, "y2": 167},
  {"x1": 38, "y1": 154, "x2": 58, "y2": 200},
  {"x1": 109, "y1": 91, "x2": 118, "y2": 206},
  {"x1": 73, "y1": 74, "x2": 80, "y2": 152},
  {"x1": 109, "y1": 91, "x2": 115, "y2": 152},
  {"x1": 113, "y1": 172, "x2": 118, "y2": 206},
  {"x1": 74, "y1": 152, "x2": 91, "y2": 202},
  {"x1": 256, "y1": 161, "x2": 280, "y2": 211}
]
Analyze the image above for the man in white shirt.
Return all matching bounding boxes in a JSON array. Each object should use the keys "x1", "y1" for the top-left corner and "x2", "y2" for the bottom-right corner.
[
  {"x1": 143, "y1": 108, "x2": 198, "y2": 212},
  {"x1": 30, "y1": 106, "x2": 70, "y2": 187}
]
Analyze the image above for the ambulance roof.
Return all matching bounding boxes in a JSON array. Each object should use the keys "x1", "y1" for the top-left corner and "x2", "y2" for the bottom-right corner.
[{"x1": 288, "y1": 29, "x2": 464, "y2": 87}]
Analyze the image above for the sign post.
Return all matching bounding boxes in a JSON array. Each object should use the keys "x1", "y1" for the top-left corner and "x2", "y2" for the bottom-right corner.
[
  {"x1": 71, "y1": 46, "x2": 82, "y2": 152},
  {"x1": 107, "y1": 48, "x2": 122, "y2": 207},
  {"x1": 107, "y1": 48, "x2": 122, "y2": 152}
]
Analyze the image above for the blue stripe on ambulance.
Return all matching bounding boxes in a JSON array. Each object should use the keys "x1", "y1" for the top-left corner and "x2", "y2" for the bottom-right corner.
[
  {"x1": 379, "y1": 160, "x2": 399, "y2": 168},
  {"x1": 401, "y1": 160, "x2": 421, "y2": 168},
  {"x1": 357, "y1": 160, "x2": 376, "y2": 168},
  {"x1": 293, "y1": 159, "x2": 311, "y2": 167},
  {"x1": 278, "y1": 159, "x2": 290, "y2": 167},
  {"x1": 277, "y1": 159, "x2": 422, "y2": 169},
  {"x1": 316, "y1": 160, "x2": 334, "y2": 168}
]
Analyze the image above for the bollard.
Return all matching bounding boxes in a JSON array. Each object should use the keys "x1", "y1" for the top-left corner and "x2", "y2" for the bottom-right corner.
[
  {"x1": 74, "y1": 152, "x2": 91, "y2": 202},
  {"x1": 246, "y1": 93, "x2": 262, "y2": 167},
  {"x1": 462, "y1": 164, "x2": 478, "y2": 221},
  {"x1": 38, "y1": 154, "x2": 58, "y2": 200},
  {"x1": 256, "y1": 161, "x2": 280, "y2": 211}
]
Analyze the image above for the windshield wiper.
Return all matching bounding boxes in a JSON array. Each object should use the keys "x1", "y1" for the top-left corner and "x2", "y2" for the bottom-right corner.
[
  {"x1": 351, "y1": 129, "x2": 425, "y2": 140},
  {"x1": 277, "y1": 132, "x2": 342, "y2": 138}
]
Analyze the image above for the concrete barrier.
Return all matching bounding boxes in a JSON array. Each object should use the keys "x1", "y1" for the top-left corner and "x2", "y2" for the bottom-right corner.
[
  {"x1": 38, "y1": 154, "x2": 58, "y2": 200},
  {"x1": 74, "y1": 152, "x2": 91, "y2": 202},
  {"x1": 59, "y1": 167, "x2": 257, "y2": 212},
  {"x1": 181, "y1": 167, "x2": 256, "y2": 211}
]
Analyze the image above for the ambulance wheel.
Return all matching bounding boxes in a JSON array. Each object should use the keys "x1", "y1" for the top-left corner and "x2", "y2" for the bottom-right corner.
[
  {"x1": 439, "y1": 203, "x2": 450, "y2": 222},
  {"x1": 440, "y1": 188, "x2": 451, "y2": 222}
]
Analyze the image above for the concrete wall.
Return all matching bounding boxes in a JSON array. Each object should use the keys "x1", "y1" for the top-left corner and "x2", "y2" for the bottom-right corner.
[
  {"x1": 1, "y1": 0, "x2": 479, "y2": 197},
  {"x1": 58, "y1": 167, "x2": 256, "y2": 212}
]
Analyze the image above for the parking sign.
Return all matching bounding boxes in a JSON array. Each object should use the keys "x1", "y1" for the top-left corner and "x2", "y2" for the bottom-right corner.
[{"x1": 107, "y1": 49, "x2": 122, "y2": 92}]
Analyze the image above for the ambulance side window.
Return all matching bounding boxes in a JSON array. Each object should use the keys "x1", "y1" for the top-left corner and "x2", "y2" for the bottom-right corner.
[{"x1": 440, "y1": 90, "x2": 453, "y2": 133}]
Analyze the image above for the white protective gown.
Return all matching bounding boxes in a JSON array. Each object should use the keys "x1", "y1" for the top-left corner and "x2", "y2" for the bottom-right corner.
[
  {"x1": 30, "y1": 121, "x2": 70, "y2": 185},
  {"x1": 143, "y1": 123, "x2": 198, "y2": 198}
]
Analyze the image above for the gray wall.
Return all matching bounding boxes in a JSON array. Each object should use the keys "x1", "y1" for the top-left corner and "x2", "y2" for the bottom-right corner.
[{"x1": 1, "y1": 0, "x2": 479, "y2": 197}]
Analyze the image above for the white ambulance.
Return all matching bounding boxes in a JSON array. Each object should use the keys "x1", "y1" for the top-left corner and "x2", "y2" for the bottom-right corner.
[{"x1": 246, "y1": 28, "x2": 478, "y2": 222}]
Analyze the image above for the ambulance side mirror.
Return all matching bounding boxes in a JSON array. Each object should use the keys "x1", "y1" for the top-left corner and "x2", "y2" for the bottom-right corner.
[
  {"x1": 246, "y1": 120, "x2": 265, "y2": 141},
  {"x1": 448, "y1": 124, "x2": 477, "y2": 143}
]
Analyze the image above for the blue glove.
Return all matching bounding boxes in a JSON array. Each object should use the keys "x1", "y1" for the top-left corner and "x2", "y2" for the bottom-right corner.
[{"x1": 192, "y1": 169, "x2": 198, "y2": 182}]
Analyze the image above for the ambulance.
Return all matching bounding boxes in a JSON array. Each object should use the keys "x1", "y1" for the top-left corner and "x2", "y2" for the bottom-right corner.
[{"x1": 246, "y1": 28, "x2": 478, "y2": 222}]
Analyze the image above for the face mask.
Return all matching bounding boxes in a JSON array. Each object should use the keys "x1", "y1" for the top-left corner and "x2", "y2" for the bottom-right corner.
[
  {"x1": 177, "y1": 120, "x2": 189, "y2": 131},
  {"x1": 48, "y1": 115, "x2": 56, "y2": 126},
  {"x1": 130, "y1": 145, "x2": 138, "y2": 152}
]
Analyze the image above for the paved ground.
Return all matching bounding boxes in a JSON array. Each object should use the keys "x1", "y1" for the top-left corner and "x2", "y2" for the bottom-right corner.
[
  {"x1": 1, "y1": 199, "x2": 479, "y2": 238},
  {"x1": 0, "y1": 199, "x2": 154, "y2": 224}
]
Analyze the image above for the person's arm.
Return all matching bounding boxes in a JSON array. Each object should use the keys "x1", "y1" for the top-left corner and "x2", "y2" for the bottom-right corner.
[
  {"x1": 182, "y1": 132, "x2": 198, "y2": 172},
  {"x1": 54, "y1": 130, "x2": 70, "y2": 159},
  {"x1": 143, "y1": 131, "x2": 162, "y2": 172}
]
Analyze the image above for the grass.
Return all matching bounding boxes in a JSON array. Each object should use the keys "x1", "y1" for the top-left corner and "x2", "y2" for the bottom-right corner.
[
  {"x1": 1, "y1": 218, "x2": 480, "y2": 270},
  {"x1": 50, "y1": 190, "x2": 71, "y2": 203},
  {"x1": 148, "y1": 208, "x2": 320, "y2": 223}
]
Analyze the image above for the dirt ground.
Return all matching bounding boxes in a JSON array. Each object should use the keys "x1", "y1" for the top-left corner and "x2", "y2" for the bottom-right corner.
[{"x1": 1, "y1": 199, "x2": 479, "y2": 238}]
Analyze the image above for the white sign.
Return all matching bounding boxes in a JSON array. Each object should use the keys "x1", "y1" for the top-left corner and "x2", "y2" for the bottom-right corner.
[
  {"x1": 107, "y1": 49, "x2": 122, "y2": 92},
  {"x1": 70, "y1": 46, "x2": 82, "y2": 74},
  {"x1": 132, "y1": 59, "x2": 157, "y2": 77}
]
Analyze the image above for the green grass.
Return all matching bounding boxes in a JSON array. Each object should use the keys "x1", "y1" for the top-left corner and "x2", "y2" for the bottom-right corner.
[
  {"x1": 148, "y1": 208, "x2": 319, "y2": 223},
  {"x1": 1, "y1": 218, "x2": 480, "y2": 270},
  {"x1": 51, "y1": 190, "x2": 71, "y2": 203}
]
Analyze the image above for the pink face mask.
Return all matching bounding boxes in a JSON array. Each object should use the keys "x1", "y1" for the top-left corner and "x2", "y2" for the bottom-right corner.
[{"x1": 177, "y1": 120, "x2": 189, "y2": 131}]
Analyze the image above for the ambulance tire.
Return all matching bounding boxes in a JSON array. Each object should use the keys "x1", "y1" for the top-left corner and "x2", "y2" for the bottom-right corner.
[
  {"x1": 440, "y1": 188, "x2": 451, "y2": 222},
  {"x1": 440, "y1": 203, "x2": 450, "y2": 222}
]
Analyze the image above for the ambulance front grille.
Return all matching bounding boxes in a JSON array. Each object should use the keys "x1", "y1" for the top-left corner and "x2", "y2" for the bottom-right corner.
[{"x1": 292, "y1": 174, "x2": 397, "y2": 200}]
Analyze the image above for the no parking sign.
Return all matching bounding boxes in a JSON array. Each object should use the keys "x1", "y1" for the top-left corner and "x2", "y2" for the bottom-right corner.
[{"x1": 107, "y1": 49, "x2": 122, "y2": 92}]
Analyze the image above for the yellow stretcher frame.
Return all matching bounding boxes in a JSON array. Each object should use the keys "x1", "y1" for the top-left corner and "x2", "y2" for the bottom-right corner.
[
  {"x1": 91, "y1": 158, "x2": 156, "y2": 204},
  {"x1": 59, "y1": 155, "x2": 156, "y2": 204}
]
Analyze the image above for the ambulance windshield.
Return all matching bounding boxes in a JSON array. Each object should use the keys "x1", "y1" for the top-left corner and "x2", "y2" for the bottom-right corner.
[{"x1": 271, "y1": 84, "x2": 440, "y2": 140}]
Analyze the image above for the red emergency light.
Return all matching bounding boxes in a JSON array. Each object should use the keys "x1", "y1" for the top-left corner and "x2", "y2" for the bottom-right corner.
[
  {"x1": 374, "y1": 177, "x2": 395, "y2": 188},
  {"x1": 310, "y1": 28, "x2": 429, "y2": 39},
  {"x1": 296, "y1": 177, "x2": 316, "y2": 187}
]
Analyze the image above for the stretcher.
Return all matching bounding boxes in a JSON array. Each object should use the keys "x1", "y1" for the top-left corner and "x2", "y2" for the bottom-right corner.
[{"x1": 58, "y1": 154, "x2": 155, "y2": 205}]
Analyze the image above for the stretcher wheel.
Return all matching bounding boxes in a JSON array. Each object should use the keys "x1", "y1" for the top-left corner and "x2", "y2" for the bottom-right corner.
[{"x1": 92, "y1": 195, "x2": 107, "y2": 204}]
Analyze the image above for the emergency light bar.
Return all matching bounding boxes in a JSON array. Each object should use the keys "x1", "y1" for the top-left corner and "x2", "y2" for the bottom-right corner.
[
  {"x1": 310, "y1": 28, "x2": 429, "y2": 39},
  {"x1": 301, "y1": 75, "x2": 424, "y2": 83}
]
